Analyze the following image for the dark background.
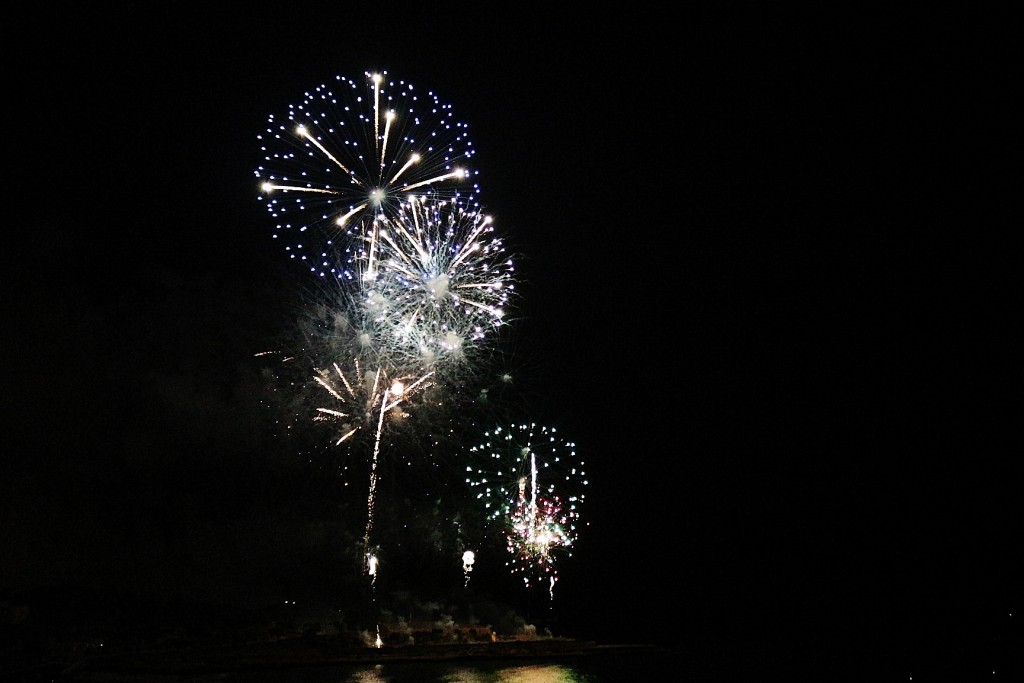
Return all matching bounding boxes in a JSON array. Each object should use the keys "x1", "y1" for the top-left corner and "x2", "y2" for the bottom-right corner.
[{"x1": 4, "y1": 4, "x2": 1018, "y2": 677}]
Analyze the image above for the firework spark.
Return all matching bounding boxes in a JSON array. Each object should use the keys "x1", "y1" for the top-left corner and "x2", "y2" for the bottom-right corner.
[
  {"x1": 256, "y1": 71, "x2": 479, "y2": 276},
  {"x1": 466, "y1": 423, "x2": 587, "y2": 594}
]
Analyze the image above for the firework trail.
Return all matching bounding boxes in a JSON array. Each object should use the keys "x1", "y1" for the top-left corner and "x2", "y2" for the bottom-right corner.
[
  {"x1": 465, "y1": 423, "x2": 587, "y2": 599},
  {"x1": 257, "y1": 272, "x2": 441, "y2": 583},
  {"x1": 301, "y1": 291, "x2": 437, "y2": 552},
  {"x1": 256, "y1": 71, "x2": 479, "y2": 277}
]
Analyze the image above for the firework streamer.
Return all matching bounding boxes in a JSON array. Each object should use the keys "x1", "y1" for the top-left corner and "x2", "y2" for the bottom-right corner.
[
  {"x1": 302, "y1": 291, "x2": 436, "y2": 454},
  {"x1": 256, "y1": 71, "x2": 480, "y2": 276}
]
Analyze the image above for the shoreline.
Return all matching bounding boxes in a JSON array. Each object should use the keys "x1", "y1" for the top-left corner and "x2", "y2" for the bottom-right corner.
[{"x1": 37, "y1": 636, "x2": 667, "y2": 680}]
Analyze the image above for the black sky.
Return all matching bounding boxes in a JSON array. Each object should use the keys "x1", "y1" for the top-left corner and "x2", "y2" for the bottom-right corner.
[{"x1": 4, "y1": 4, "x2": 1018, "y2": 668}]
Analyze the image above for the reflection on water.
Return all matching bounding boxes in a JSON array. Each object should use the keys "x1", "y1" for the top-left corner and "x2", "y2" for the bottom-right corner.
[
  {"x1": 348, "y1": 664, "x2": 388, "y2": 682},
  {"x1": 438, "y1": 663, "x2": 582, "y2": 683},
  {"x1": 226, "y1": 654, "x2": 674, "y2": 682},
  {"x1": 341, "y1": 663, "x2": 585, "y2": 683}
]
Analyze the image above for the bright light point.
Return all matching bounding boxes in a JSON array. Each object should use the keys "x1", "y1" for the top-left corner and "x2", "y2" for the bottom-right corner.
[
  {"x1": 411, "y1": 153, "x2": 421, "y2": 162},
  {"x1": 261, "y1": 182, "x2": 273, "y2": 193},
  {"x1": 296, "y1": 125, "x2": 308, "y2": 137},
  {"x1": 389, "y1": 381, "x2": 405, "y2": 397},
  {"x1": 425, "y1": 273, "x2": 450, "y2": 299},
  {"x1": 386, "y1": 111, "x2": 396, "y2": 121},
  {"x1": 442, "y1": 332, "x2": 463, "y2": 351},
  {"x1": 372, "y1": 74, "x2": 382, "y2": 85}
]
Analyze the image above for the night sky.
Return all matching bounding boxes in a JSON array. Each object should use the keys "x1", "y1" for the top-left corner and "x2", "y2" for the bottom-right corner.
[{"x1": 5, "y1": 5, "x2": 1018, "y2": 674}]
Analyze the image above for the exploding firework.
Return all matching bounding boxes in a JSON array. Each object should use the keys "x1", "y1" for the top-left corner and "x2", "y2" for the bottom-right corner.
[
  {"x1": 256, "y1": 271, "x2": 446, "y2": 569},
  {"x1": 286, "y1": 236, "x2": 511, "y2": 445},
  {"x1": 297, "y1": 286, "x2": 440, "y2": 549},
  {"x1": 350, "y1": 196, "x2": 515, "y2": 382},
  {"x1": 266, "y1": 278, "x2": 431, "y2": 449},
  {"x1": 466, "y1": 423, "x2": 587, "y2": 595},
  {"x1": 317, "y1": 360, "x2": 435, "y2": 544},
  {"x1": 255, "y1": 71, "x2": 480, "y2": 276}
]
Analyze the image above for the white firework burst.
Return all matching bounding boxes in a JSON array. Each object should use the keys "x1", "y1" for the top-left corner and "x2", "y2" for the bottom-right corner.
[{"x1": 354, "y1": 195, "x2": 515, "y2": 380}]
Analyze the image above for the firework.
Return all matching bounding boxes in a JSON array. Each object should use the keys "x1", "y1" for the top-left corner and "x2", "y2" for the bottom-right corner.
[
  {"x1": 301, "y1": 295, "x2": 437, "y2": 549},
  {"x1": 255, "y1": 71, "x2": 480, "y2": 276},
  {"x1": 277, "y1": 277, "x2": 430, "y2": 449},
  {"x1": 289, "y1": 233, "x2": 510, "y2": 447},
  {"x1": 465, "y1": 423, "x2": 587, "y2": 594},
  {"x1": 304, "y1": 283, "x2": 433, "y2": 446},
  {"x1": 259, "y1": 269, "x2": 444, "y2": 570},
  {"x1": 351, "y1": 196, "x2": 515, "y2": 382}
]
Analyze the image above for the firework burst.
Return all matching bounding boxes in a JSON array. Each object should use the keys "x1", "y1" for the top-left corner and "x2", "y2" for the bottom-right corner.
[
  {"x1": 298, "y1": 284, "x2": 440, "y2": 549},
  {"x1": 287, "y1": 235, "x2": 510, "y2": 448},
  {"x1": 268, "y1": 284, "x2": 399, "y2": 441},
  {"x1": 351, "y1": 196, "x2": 515, "y2": 382},
  {"x1": 466, "y1": 423, "x2": 587, "y2": 595},
  {"x1": 255, "y1": 71, "x2": 479, "y2": 276}
]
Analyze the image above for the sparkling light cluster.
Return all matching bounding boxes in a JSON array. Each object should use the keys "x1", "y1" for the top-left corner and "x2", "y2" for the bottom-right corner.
[
  {"x1": 466, "y1": 423, "x2": 587, "y2": 590},
  {"x1": 256, "y1": 71, "x2": 479, "y2": 276},
  {"x1": 348, "y1": 196, "x2": 514, "y2": 380}
]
